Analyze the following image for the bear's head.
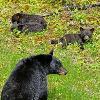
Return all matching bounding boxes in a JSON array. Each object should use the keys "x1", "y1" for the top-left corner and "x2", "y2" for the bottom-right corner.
[
  {"x1": 80, "y1": 27, "x2": 94, "y2": 42},
  {"x1": 49, "y1": 49, "x2": 67, "y2": 75},
  {"x1": 35, "y1": 49, "x2": 67, "y2": 75},
  {"x1": 12, "y1": 13, "x2": 22, "y2": 23},
  {"x1": 11, "y1": 12, "x2": 25, "y2": 24}
]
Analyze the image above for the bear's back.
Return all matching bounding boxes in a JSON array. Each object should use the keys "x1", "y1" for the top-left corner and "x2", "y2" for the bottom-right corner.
[{"x1": 1, "y1": 56, "x2": 47, "y2": 100}]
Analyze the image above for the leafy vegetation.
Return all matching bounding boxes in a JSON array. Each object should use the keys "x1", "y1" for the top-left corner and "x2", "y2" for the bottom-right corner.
[{"x1": 0, "y1": 0, "x2": 100, "y2": 100}]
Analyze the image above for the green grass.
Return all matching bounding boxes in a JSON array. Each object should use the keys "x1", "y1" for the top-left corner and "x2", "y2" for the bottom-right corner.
[{"x1": 0, "y1": 0, "x2": 100, "y2": 100}]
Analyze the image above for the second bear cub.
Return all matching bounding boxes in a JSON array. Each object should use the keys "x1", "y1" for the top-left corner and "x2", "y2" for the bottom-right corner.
[
  {"x1": 51, "y1": 27, "x2": 94, "y2": 49},
  {"x1": 11, "y1": 12, "x2": 47, "y2": 32}
]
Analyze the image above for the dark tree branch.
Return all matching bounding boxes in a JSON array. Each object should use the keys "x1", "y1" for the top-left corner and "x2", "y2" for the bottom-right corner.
[{"x1": 63, "y1": 2, "x2": 100, "y2": 10}]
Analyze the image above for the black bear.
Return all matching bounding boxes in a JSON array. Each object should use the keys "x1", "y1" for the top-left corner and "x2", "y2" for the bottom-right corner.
[
  {"x1": 1, "y1": 50, "x2": 67, "y2": 100},
  {"x1": 11, "y1": 12, "x2": 47, "y2": 32},
  {"x1": 51, "y1": 27, "x2": 94, "y2": 49}
]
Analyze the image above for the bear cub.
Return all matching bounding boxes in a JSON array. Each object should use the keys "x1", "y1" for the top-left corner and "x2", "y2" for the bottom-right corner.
[
  {"x1": 1, "y1": 50, "x2": 67, "y2": 100},
  {"x1": 11, "y1": 12, "x2": 47, "y2": 32},
  {"x1": 51, "y1": 27, "x2": 94, "y2": 49}
]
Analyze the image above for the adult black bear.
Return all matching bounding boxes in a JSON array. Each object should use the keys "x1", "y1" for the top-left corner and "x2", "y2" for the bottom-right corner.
[
  {"x1": 11, "y1": 12, "x2": 47, "y2": 32},
  {"x1": 51, "y1": 27, "x2": 94, "y2": 49},
  {"x1": 1, "y1": 50, "x2": 67, "y2": 100}
]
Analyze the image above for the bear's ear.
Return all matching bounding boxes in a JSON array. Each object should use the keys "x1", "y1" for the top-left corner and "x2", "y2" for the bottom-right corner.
[
  {"x1": 80, "y1": 27, "x2": 84, "y2": 32},
  {"x1": 16, "y1": 13, "x2": 23, "y2": 19},
  {"x1": 90, "y1": 28, "x2": 94, "y2": 33},
  {"x1": 20, "y1": 11, "x2": 23, "y2": 14},
  {"x1": 47, "y1": 55, "x2": 53, "y2": 63},
  {"x1": 49, "y1": 49, "x2": 54, "y2": 55}
]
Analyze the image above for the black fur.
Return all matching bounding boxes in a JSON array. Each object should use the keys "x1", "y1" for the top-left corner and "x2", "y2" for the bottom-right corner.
[
  {"x1": 1, "y1": 50, "x2": 67, "y2": 100},
  {"x1": 11, "y1": 12, "x2": 47, "y2": 32},
  {"x1": 51, "y1": 27, "x2": 94, "y2": 49}
]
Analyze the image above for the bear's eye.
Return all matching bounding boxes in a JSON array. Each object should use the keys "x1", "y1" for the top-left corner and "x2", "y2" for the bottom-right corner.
[{"x1": 55, "y1": 61, "x2": 62, "y2": 67}]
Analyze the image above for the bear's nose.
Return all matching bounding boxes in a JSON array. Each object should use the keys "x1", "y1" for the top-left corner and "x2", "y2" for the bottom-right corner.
[
  {"x1": 64, "y1": 71, "x2": 67, "y2": 75},
  {"x1": 84, "y1": 35, "x2": 89, "y2": 40}
]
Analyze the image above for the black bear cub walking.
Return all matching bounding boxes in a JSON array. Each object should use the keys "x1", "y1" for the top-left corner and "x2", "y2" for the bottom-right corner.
[
  {"x1": 1, "y1": 50, "x2": 67, "y2": 100},
  {"x1": 51, "y1": 27, "x2": 94, "y2": 49},
  {"x1": 11, "y1": 12, "x2": 47, "y2": 32}
]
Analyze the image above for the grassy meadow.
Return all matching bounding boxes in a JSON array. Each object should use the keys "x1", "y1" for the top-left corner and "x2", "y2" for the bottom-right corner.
[{"x1": 0, "y1": 0, "x2": 100, "y2": 100}]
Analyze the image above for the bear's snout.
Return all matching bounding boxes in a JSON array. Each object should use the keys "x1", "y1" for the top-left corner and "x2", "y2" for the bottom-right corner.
[
  {"x1": 58, "y1": 67, "x2": 67, "y2": 75},
  {"x1": 84, "y1": 35, "x2": 90, "y2": 41}
]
